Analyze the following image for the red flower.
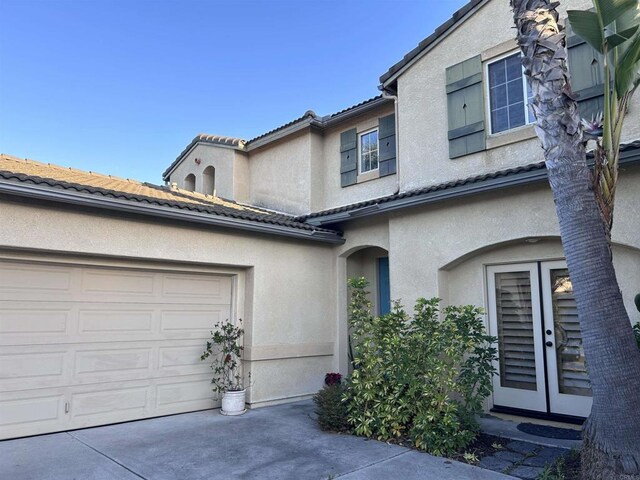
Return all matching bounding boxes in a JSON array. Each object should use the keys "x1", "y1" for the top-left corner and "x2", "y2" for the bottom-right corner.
[
  {"x1": 324, "y1": 372, "x2": 342, "y2": 386},
  {"x1": 224, "y1": 354, "x2": 232, "y2": 363}
]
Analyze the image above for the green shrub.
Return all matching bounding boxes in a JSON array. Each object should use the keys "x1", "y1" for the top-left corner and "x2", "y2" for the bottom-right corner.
[
  {"x1": 313, "y1": 384, "x2": 350, "y2": 432},
  {"x1": 343, "y1": 277, "x2": 497, "y2": 456}
]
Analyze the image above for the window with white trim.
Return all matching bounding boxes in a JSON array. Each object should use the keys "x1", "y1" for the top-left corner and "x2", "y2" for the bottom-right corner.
[
  {"x1": 358, "y1": 129, "x2": 379, "y2": 173},
  {"x1": 487, "y1": 52, "x2": 534, "y2": 134}
]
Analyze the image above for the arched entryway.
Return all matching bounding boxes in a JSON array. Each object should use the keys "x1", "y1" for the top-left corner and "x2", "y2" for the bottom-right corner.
[{"x1": 345, "y1": 246, "x2": 390, "y2": 316}]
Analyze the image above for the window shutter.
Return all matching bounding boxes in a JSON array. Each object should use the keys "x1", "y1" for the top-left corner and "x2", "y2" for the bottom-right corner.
[
  {"x1": 378, "y1": 114, "x2": 396, "y2": 177},
  {"x1": 340, "y1": 128, "x2": 358, "y2": 187},
  {"x1": 566, "y1": 18, "x2": 604, "y2": 120},
  {"x1": 445, "y1": 55, "x2": 485, "y2": 159}
]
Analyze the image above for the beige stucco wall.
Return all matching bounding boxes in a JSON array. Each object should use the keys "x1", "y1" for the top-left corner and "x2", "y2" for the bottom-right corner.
[
  {"x1": 247, "y1": 132, "x2": 312, "y2": 215},
  {"x1": 394, "y1": 0, "x2": 640, "y2": 191},
  {"x1": 0, "y1": 199, "x2": 339, "y2": 407},
  {"x1": 167, "y1": 143, "x2": 240, "y2": 200}
]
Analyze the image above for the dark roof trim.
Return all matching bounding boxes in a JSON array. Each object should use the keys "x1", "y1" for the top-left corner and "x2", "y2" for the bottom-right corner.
[
  {"x1": 300, "y1": 141, "x2": 640, "y2": 226},
  {"x1": 0, "y1": 180, "x2": 344, "y2": 245},
  {"x1": 245, "y1": 111, "x2": 323, "y2": 150},
  {"x1": 380, "y1": 0, "x2": 487, "y2": 87}
]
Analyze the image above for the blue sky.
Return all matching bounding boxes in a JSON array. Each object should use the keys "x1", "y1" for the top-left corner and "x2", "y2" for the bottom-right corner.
[{"x1": 0, "y1": 0, "x2": 467, "y2": 183}]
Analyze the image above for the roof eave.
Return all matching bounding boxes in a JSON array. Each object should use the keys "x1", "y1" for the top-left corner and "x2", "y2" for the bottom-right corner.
[
  {"x1": 322, "y1": 96, "x2": 394, "y2": 127},
  {"x1": 245, "y1": 117, "x2": 323, "y2": 151},
  {"x1": 305, "y1": 152, "x2": 640, "y2": 227},
  {"x1": 304, "y1": 166, "x2": 548, "y2": 226},
  {"x1": 0, "y1": 181, "x2": 345, "y2": 245}
]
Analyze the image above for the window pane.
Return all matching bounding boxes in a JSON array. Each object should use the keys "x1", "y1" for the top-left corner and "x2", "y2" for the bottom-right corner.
[
  {"x1": 489, "y1": 60, "x2": 506, "y2": 86},
  {"x1": 492, "y1": 107, "x2": 509, "y2": 133},
  {"x1": 507, "y1": 79, "x2": 524, "y2": 104},
  {"x1": 505, "y1": 53, "x2": 523, "y2": 81},
  {"x1": 370, "y1": 150, "x2": 378, "y2": 169},
  {"x1": 491, "y1": 85, "x2": 507, "y2": 110},
  {"x1": 509, "y1": 102, "x2": 526, "y2": 128}
]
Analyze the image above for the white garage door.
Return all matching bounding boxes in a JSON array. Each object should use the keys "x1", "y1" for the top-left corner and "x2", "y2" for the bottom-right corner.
[{"x1": 0, "y1": 259, "x2": 233, "y2": 439}]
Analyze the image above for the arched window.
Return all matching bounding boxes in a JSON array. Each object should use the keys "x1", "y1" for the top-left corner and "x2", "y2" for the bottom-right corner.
[
  {"x1": 184, "y1": 173, "x2": 196, "y2": 192},
  {"x1": 202, "y1": 166, "x2": 215, "y2": 196}
]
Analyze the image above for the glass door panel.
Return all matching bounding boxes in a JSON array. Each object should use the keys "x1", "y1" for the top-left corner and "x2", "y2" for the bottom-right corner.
[
  {"x1": 542, "y1": 261, "x2": 592, "y2": 417},
  {"x1": 487, "y1": 264, "x2": 547, "y2": 412}
]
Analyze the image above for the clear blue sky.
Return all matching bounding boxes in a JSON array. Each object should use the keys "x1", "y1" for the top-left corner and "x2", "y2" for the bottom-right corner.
[{"x1": 0, "y1": 0, "x2": 467, "y2": 183}]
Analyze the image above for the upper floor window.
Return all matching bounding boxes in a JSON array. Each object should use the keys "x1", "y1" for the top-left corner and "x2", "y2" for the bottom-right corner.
[
  {"x1": 359, "y1": 129, "x2": 379, "y2": 174},
  {"x1": 487, "y1": 52, "x2": 534, "y2": 134}
]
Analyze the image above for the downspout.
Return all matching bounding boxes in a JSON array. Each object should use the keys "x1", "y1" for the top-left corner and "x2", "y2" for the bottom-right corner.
[{"x1": 380, "y1": 86, "x2": 400, "y2": 195}]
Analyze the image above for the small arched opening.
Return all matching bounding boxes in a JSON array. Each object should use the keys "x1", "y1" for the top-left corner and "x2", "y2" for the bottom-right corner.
[
  {"x1": 203, "y1": 166, "x2": 215, "y2": 196},
  {"x1": 184, "y1": 173, "x2": 196, "y2": 192}
]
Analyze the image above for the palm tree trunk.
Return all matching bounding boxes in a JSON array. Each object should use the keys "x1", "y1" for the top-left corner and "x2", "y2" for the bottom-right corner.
[{"x1": 510, "y1": 1, "x2": 640, "y2": 477}]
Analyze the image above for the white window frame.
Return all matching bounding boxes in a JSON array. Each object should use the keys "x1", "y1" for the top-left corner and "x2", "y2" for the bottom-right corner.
[
  {"x1": 485, "y1": 50, "x2": 535, "y2": 135},
  {"x1": 358, "y1": 128, "x2": 379, "y2": 174}
]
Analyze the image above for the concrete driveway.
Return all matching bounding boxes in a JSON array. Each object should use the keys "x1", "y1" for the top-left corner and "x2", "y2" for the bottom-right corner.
[{"x1": 0, "y1": 400, "x2": 514, "y2": 480}]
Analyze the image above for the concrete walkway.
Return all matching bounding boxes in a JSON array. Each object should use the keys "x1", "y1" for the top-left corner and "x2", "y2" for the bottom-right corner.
[{"x1": 1, "y1": 400, "x2": 514, "y2": 480}]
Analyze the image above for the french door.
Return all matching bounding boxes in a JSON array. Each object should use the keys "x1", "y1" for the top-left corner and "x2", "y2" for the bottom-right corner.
[{"x1": 487, "y1": 261, "x2": 592, "y2": 418}]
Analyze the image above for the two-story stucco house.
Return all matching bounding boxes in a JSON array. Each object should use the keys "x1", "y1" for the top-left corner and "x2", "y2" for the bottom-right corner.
[{"x1": 1, "y1": 0, "x2": 639, "y2": 440}]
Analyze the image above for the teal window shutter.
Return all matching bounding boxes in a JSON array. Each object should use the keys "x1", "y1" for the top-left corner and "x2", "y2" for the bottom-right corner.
[
  {"x1": 446, "y1": 55, "x2": 486, "y2": 159},
  {"x1": 340, "y1": 128, "x2": 358, "y2": 187},
  {"x1": 378, "y1": 114, "x2": 396, "y2": 177},
  {"x1": 566, "y1": 18, "x2": 604, "y2": 120}
]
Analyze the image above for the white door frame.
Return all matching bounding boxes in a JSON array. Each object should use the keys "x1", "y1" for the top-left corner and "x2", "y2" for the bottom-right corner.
[{"x1": 486, "y1": 263, "x2": 547, "y2": 412}]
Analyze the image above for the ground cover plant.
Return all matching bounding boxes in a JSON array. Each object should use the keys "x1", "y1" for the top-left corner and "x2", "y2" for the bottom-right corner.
[{"x1": 340, "y1": 277, "x2": 497, "y2": 456}]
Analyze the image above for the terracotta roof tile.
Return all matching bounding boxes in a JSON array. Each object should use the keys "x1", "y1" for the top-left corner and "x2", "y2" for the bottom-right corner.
[{"x1": 0, "y1": 154, "x2": 336, "y2": 234}]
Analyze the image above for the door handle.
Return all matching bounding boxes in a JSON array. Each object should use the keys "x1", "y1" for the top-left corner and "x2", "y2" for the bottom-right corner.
[{"x1": 545, "y1": 341, "x2": 553, "y2": 347}]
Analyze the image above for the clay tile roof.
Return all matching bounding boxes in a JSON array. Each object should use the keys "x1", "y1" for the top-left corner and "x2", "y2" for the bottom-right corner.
[
  {"x1": 194, "y1": 134, "x2": 246, "y2": 147},
  {"x1": 0, "y1": 154, "x2": 339, "y2": 236}
]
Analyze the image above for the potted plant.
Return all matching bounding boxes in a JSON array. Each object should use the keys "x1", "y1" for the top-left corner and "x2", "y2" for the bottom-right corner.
[{"x1": 200, "y1": 318, "x2": 247, "y2": 415}]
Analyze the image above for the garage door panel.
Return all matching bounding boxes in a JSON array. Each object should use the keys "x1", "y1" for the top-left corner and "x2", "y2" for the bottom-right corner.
[
  {"x1": 0, "y1": 259, "x2": 234, "y2": 439},
  {"x1": 162, "y1": 274, "x2": 231, "y2": 301},
  {"x1": 160, "y1": 308, "x2": 226, "y2": 336},
  {"x1": 0, "y1": 307, "x2": 71, "y2": 338},
  {"x1": 70, "y1": 386, "x2": 150, "y2": 419},
  {"x1": 159, "y1": 345, "x2": 209, "y2": 375},
  {"x1": 155, "y1": 375, "x2": 216, "y2": 411},
  {"x1": 0, "y1": 263, "x2": 73, "y2": 296},
  {"x1": 0, "y1": 390, "x2": 65, "y2": 434},
  {"x1": 78, "y1": 308, "x2": 155, "y2": 334},
  {"x1": 74, "y1": 348, "x2": 152, "y2": 376},
  {"x1": 81, "y1": 269, "x2": 156, "y2": 297},
  {"x1": 0, "y1": 351, "x2": 66, "y2": 380}
]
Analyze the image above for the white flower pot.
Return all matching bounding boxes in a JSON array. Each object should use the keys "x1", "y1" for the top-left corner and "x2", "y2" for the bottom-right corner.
[{"x1": 220, "y1": 389, "x2": 246, "y2": 416}]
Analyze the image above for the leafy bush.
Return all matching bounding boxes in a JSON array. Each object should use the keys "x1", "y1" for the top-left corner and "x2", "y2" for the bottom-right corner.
[
  {"x1": 200, "y1": 319, "x2": 245, "y2": 394},
  {"x1": 343, "y1": 277, "x2": 497, "y2": 456},
  {"x1": 313, "y1": 383, "x2": 350, "y2": 432}
]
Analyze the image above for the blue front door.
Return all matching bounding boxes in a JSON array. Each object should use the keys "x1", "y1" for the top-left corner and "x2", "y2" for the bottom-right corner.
[{"x1": 377, "y1": 256, "x2": 391, "y2": 315}]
